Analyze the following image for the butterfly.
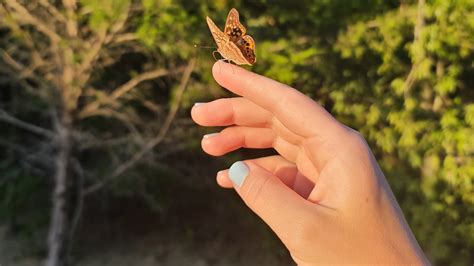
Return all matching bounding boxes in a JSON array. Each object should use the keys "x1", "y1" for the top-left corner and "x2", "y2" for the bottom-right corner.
[{"x1": 206, "y1": 8, "x2": 256, "y2": 65}]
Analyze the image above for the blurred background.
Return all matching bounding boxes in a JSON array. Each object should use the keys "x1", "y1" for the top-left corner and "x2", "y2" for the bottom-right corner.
[{"x1": 0, "y1": 0, "x2": 472, "y2": 265}]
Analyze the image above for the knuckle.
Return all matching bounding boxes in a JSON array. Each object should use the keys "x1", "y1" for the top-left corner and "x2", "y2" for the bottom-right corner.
[
  {"x1": 221, "y1": 125, "x2": 244, "y2": 137},
  {"x1": 346, "y1": 126, "x2": 365, "y2": 141},
  {"x1": 221, "y1": 126, "x2": 245, "y2": 145},
  {"x1": 220, "y1": 125, "x2": 235, "y2": 134},
  {"x1": 344, "y1": 127, "x2": 370, "y2": 152},
  {"x1": 213, "y1": 98, "x2": 236, "y2": 123}
]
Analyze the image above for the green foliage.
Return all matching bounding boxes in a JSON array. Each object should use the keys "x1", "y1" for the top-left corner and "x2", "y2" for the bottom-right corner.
[
  {"x1": 0, "y1": 0, "x2": 472, "y2": 264},
  {"x1": 81, "y1": 0, "x2": 131, "y2": 30}
]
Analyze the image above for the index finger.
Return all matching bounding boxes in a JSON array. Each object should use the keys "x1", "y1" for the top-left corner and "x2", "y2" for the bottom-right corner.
[{"x1": 212, "y1": 61, "x2": 344, "y2": 139}]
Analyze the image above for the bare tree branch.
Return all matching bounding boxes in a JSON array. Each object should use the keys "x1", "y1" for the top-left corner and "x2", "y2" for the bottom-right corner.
[
  {"x1": 110, "y1": 69, "x2": 176, "y2": 100},
  {"x1": 1, "y1": 2, "x2": 61, "y2": 89},
  {"x1": 83, "y1": 58, "x2": 196, "y2": 195},
  {"x1": 0, "y1": 138, "x2": 29, "y2": 155},
  {"x1": 78, "y1": 66, "x2": 186, "y2": 119},
  {"x1": 0, "y1": 46, "x2": 56, "y2": 98},
  {"x1": 77, "y1": 107, "x2": 144, "y2": 140},
  {"x1": 76, "y1": 2, "x2": 130, "y2": 85},
  {"x1": 62, "y1": 0, "x2": 78, "y2": 37},
  {"x1": 0, "y1": 49, "x2": 23, "y2": 70},
  {"x1": 38, "y1": 0, "x2": 67, "y2": 24},
  {"x1": 0, "y1": 109, "x2": 55, "y2": 138},
  {"x1": 77, "y1": 29, "x2": 107, "y2": 77},
  {"x1": 4, "y1": 0, "x2": 62, "y2": 43},
  {"x1": 113, "y1": 33, "x2": 138, "y2": 44},
  {"x1": 78, "y1": 135, "x2": 138, "y2": 150},
  {"x1": 0, "y1": 48, "x2": 44, "y2": 83},
  {"x1": 1, "y1": 22, "x2": 48, "y2": 67},
  {"x1": 0, "y1": 138, "x2": 54, "y2": 175}
]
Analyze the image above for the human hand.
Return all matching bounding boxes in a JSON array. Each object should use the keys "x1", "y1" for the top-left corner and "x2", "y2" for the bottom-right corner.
[{"x1": 191, "y1": 62, "x2": 428, "y2": 265}]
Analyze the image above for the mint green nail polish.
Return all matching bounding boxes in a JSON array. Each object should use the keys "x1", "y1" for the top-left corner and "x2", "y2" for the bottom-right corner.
[
  {"x1": 203, "y1": 133, "x2": 218, "y2": 139},
  {"x1": 229, "y1": 161, "x2": 249, "y2": 187}
]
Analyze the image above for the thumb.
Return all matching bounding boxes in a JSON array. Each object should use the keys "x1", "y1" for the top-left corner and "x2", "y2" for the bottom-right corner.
[{"x1": 228, "y1": 161, "x2": 316, "y2": 247}]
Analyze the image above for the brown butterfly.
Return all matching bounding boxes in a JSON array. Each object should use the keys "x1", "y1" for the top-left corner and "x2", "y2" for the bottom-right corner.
[{"x1": 206, "y1": 8, "x2": 256, "y2": 65}]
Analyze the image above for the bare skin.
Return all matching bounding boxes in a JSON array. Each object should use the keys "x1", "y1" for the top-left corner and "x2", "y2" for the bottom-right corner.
[{"x1": 191, "y1": 62, "x2": 429, "y2": 265}]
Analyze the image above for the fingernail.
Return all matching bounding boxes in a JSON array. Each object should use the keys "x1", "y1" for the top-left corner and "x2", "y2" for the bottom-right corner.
[
  {"x1": 203, "y1": 133, "x2": 218, "y2": 139},
  {"x1": 194, "y1": 102, "x2": 205, "y2": 107},
  {"x1": 229, "y1": 161, "x2": 249, "y2": 187}
]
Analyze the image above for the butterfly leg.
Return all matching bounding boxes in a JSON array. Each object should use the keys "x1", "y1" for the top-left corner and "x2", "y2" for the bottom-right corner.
[
  {"x1": 227, "y1": 59, "x2": 235, "y2": 74},
  {"x1": 218, "y1": 59, "x2": 234, "y2": 74},
  {"x1": 212, "y1": 50, "x2": 220, "y2": 62},
  {"x1": 211, "y1": 51, "x2": 223, "y2": 73}
]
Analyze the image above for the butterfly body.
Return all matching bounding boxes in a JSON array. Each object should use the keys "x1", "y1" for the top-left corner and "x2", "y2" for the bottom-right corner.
[{"x1": 206, "y1": 8, "x2": 256, "y2": 65}]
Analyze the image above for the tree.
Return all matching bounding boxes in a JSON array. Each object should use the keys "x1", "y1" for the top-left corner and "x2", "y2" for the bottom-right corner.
[{"x1": 0, "y1": 0, "x2": 196, "y2": 265}]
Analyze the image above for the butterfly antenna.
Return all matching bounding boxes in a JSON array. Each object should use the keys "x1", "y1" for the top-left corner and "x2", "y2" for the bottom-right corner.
[{"x1": 194, "y1": 44, "x2": 217, "y2": 49}]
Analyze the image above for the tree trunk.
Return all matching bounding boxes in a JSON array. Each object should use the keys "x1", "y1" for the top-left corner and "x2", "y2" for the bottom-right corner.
[{"x1": 45, "y1": 113, "x2": 73, "y2": 266}]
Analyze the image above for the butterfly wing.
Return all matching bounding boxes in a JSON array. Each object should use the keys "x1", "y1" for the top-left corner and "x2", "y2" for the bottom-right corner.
[
  {"x1": 224, "y1": 41, "x2": 252, "y2": 65},
  {"x1": 206, "y1": 16, "x2": 227, "y2": 50},
  {"x1": 235, "y1": 35, "x2": 256, "y2": 65},
  {"x1": 225, "y1": 8, "x2": 247, "y2": 42},
  {"x1": 206, "y1": 9, "x2": 256, "y2": 66}
]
